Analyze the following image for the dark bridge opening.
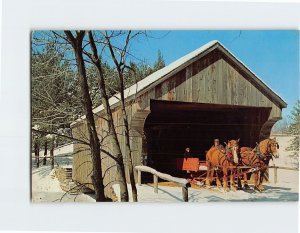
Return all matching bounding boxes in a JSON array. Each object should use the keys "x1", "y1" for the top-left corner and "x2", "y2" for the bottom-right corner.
[{"x1": 143, "y1": 100, "x2": 271, "y2": 177}]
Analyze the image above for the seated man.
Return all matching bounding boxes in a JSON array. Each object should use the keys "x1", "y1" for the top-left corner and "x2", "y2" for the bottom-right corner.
[{"x1": 211, "y1": 139, "x2": 225, "y2": 153}]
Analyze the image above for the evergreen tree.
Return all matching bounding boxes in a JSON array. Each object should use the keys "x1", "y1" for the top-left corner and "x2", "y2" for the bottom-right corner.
[
  {"x1": 153, "y1": 50, "x2": 165, "y2": 71},
  {"x1": 31, "y1": 42, "x2": 81, "y2": 146},
  {"x1": 286, "y1": 100, "x2": 300, "y2": 158}
]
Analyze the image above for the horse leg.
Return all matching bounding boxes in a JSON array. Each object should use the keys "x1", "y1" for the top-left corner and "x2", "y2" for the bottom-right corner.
[
  {"x1": 253, "y1": 171, "x2": 261, "y2": 192},
  {"x1": 253, "y1": 172, "x2": 258, "y2": 190},
  {"x1": 258, "y1": 170, "x2": 265, "y2": 191},
  {"x1": 223, "y1": 168, "x2": 229, "y2": 192},
  {"x1": 216, "y1": 169, "x2": 222, "y2": 189},
  {"x1": 230, "y1": 168, "x2": 236, "y2": 191},
  {"x1": 242, "y1": 172, "x2": 250, "y2": 189},
  {"x1": 205, "y1": 165, "x2": 212, "y2": 188},
  {"x1": 237, "y1": 168, "x2": 242, "y2": 190}
]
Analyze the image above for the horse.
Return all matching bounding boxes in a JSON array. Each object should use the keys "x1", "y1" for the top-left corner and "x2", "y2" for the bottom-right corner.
[
  {"x1": 205, "y1": 139, "x2": 240, "y2": 192},
  {"x1": 238, "y1": 138, "x2": 280, "y2": 192}
]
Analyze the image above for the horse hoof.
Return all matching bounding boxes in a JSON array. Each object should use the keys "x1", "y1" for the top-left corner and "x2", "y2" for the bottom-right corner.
[
  {"x1": 243, "y1": 184, "x2": 250, "y2": 190},
  {"x1": 237, "y1": 186, "x2": 243, "y2": 190},
  {"x1": 217, "y1": 187, "x2": 223, "y2": 192},
  {"x1": 254, "y1": 187, "x2": 262, "y2": 192},
  {"x1": 231, "y1": 186, "x2": 236, "y2": 192}
]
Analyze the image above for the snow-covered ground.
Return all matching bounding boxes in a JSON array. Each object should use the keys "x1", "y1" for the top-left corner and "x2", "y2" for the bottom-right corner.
[
  {"x1": 31, "y1": 147, "x2": 95, "y2": 203},
  {"x1": 32, "y1": 136, "x2": 298, "y2": 202},
  {"x1": 32, "y1": 166, "x2": 95, "y2": 202}
]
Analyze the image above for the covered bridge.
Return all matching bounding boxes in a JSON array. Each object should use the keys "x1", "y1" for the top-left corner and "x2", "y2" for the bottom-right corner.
[{"x1": 71, "y1": 40, "x2": 287, "y2": 194}]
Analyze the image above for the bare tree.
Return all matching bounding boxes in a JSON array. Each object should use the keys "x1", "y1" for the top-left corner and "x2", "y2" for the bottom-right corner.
[
  {"x1": 86, "y1": 31, "x2": 129, "y2": 201},
  {"x1": 103, "y1": 30, "x2": 140, "y2": 202},
  {"x1": 64, "y1": 30, "x2": 106, "y2": 202}
]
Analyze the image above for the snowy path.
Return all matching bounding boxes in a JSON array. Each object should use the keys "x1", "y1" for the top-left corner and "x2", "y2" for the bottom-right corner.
[
  {"x1": 113, "y1": 136, "x2": 299, "y2": 202},
  {"x1": 112, "y1": 168, "x2": 298, "y2": 203}
]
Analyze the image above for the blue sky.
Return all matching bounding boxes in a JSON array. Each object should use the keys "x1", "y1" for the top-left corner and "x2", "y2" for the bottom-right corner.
[{"x1": 128, "y1": 30, "x2": 299, "y2": 117}]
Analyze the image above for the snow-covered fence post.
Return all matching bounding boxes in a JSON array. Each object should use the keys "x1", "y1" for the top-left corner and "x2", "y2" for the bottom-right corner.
[
  {"x1": 135, "y1": 165, "x2": 190, "y2": 202},
  {"x1": 182, "y1": 186, "x2": 188, "y2": 202},
  {"x1": 268, "y1": 165, "x2": 299, "y2": 184},
  {"x1": 138, "y1": 170, "x2": 141, "y2": 186},
  {"x1": 274, "y1": 167, "x2": 278, "y2": 184},
  {"x1": 153, "y1": 175, "x2": 158, "y2": 193}
]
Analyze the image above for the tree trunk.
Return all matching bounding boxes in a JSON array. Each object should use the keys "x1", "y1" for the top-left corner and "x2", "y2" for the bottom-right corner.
[
  {"x1": 43, "y1": 140, "x2": 47, "y2": 165},
  {"x1": 88, "y1": 31, "x2": 129, "y2": 202},
  {"x1": 119, "y1": 81, "x2": 138, "y2": 202},
  {"x1": 34, "y1": 141, "x2": 39, "y2": 168},
  {"x1": 65, "y1": 31, "x2": 106, "y2": 202},
  {"x1": 98, "y1": 83, "x2": 129, "y2": 202},
  {"x1": 50, "y1": 139, "x2": 54, "y2": 169}
]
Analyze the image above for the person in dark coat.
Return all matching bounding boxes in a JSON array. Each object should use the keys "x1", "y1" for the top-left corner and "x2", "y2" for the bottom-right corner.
[
  {"x1": 183, "y1": 147, "x2": 193, "y2": 179},
  {"x1": 184, "y1": 147, "x2": 192, "y2": 158}
]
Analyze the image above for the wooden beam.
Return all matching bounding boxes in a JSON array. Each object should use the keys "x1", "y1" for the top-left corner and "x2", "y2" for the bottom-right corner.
[
  {"x1": 138, "y1": 170, "x2": 141, "y2": 186},
  {"x1": 153, "y1": 175, "x2": 158, "y2": 193},
  {"x1": 182, "y1": 187, "x2": 188, "y2": 202}
]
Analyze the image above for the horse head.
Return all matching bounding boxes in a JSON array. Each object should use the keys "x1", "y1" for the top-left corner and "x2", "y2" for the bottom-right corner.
[
  {"x1": 227, "y1": 139, "x2": 240, "y2": 164},
  {"x1": 268, "y1": 138, "x2": 280, "y2": 158},
  {"x1": 259, "y1": 138, "x2": 280, "y2": 158}
]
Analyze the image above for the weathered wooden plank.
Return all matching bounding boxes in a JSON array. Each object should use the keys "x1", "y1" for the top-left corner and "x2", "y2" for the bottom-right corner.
[
  {"x1": 216, "y1": 59, "x2": 224, "y2": 104},
  {"x1": 226, "y1": 62, "x2": 234, "y2": 104},
  {"x1": 239, "y1": 73, "x2": 247, "y2": 105},
  {"x1": 186, "y1": 65, "x2": 193, "y2": 102},
  {"x1": 211, "y1": 62, "x2": 217, "y2": 104},
  {"x1": 206, "y1": 64, "x2": 213, "y2": 103},
  {"x1": 167, "y1": 78, "x2": 176, "y2": 101},
  {"x1": 161, "y1": 81, "x2": 169, "y2": 101},
  {"x1": 233, "y1": 66, "x2": 239, "y2": 105},
  {"x1": 175, "y1": 76, "x2": 186, "y2": 102},
  {"x1": 198, "y1": 71, "x2": 206, "y2": 102},
  {"x1": 155, "y1": 83, "x2": 162, "y2": 100}
]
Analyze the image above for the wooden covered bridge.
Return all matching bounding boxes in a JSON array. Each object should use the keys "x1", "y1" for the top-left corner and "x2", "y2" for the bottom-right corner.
[{"x1": 71, "y1": 40, "x2": 287, "y2": 196}]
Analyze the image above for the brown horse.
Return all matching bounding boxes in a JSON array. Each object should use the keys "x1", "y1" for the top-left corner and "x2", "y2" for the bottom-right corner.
[
  {"x1": 205, "y1": 139, "x2": 240, "y2": 191},
  {"x1": 238, "y1": 138, "x2": 279, "y2": 192}
]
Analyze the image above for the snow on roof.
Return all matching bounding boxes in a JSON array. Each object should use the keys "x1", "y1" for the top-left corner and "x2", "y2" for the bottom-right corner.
[{"x1": 71, "y1": 40, "x2": 287, "y2": 126}]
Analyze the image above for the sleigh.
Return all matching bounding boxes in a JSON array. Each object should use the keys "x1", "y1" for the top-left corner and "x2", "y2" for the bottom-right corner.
[
  {"x1": 175, "y1": 158, "x2": 207, "y2": 172},
  {"x1": 175, "y1": 158, "x2": 208, "y2": 186}
]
